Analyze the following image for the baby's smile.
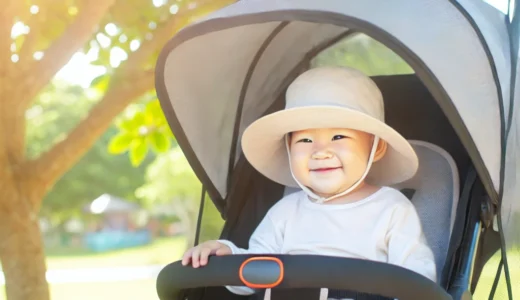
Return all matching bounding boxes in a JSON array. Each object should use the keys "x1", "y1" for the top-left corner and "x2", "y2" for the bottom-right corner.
[{"x1": 310, "y1": 166, "x2": 342, "y2": 173}]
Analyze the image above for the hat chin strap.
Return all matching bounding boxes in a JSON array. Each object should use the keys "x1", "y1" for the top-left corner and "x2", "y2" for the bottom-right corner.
[{"x1": 285, "y1": 135, "x2": 380, "y2": 204}]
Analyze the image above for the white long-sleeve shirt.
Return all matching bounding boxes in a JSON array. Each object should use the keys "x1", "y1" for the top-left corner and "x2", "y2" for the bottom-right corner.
[{"x1": 218, "y1": 186, "x2": 437, "y2": 296}]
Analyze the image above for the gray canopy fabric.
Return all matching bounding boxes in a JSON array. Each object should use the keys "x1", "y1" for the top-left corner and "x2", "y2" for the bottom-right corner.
[
  {"x1": 155, "y1": 0, "x2": 519, "y2": 297},
  {"x1": 157, "y1": 0, "x2": 513, "y2": 203}
]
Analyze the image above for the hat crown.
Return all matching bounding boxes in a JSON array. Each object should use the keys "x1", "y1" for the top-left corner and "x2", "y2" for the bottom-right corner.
[{"x1": 285, "y1": 67, "x2": 384, "y2": 120}]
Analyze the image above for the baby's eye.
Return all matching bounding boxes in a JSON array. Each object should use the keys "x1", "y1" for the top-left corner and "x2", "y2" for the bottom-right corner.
[
  {"x1": 332, "y1": 135, "x2": 347, "y2": 141},
  {"x1": 297, "y1": 138, "x2": 312, "y2": 143}
]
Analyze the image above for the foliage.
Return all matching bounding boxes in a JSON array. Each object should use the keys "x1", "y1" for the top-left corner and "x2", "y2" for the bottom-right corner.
[
  {"x1": 136, "y1": 147, "x2": 200, "y2": 205},
  {"x1": 24, "y1": 81, "x2": 97, "y2": 159},
  {"x1": 312, "y1": 33, "x2": 414, "y2": 75},
  {"x1": 26, "y1": 82, "x2": 150, "y2": 225},
  {"x1": 197, "y1": 195, "x2": 225, "y2": 243},
  {"x1": 11, "y1": 0, "x2": 187, "y2": 69},
  {"x1": 136, "y1": 147, "x2": 224, "y2": 246},
  {"x1": 87, "y1": 0, "x2": 192, "y2": 71},
  {"x1": 108, "y1": 97, "x2": 174, "y2": 166},
  {"x1": 1, "y1": 0, "x2": 236, "y2": 299},
  {"x1": 42, "y1": 127, "x2": 151, "y2": 224}
]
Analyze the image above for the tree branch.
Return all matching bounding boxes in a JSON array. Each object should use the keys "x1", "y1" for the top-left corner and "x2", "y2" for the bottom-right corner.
[
  {"x1": 26, "y1": 0, "x2": 237, "y2": 206},
  {"x1": 0, "y1": 116, "x2": 9, "y2": 173},
  {"x1": 19, "y1": 0, "x2": 117, "y2": 108},
  {"x1": 0, "y1": 110, "x2": 26, "y2": 166},
  {"x1": 29, "y1": 69, "x2": 154, "y2": 196},
  {"x1": 17, "y1": 2, "x2": 70, "y2": 62}
]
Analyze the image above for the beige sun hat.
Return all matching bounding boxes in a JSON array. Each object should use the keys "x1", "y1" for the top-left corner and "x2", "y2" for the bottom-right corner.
[{"x1": 241, "y1": 66, "x2": 419, "y2": 189}]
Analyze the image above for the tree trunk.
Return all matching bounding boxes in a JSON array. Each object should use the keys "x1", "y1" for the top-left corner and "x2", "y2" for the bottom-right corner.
[
  {"x1": 0, "y1": 177, "x2": 49, "y2": 300},
  {"x1": 0, "y1": 2, "x2": 237, "y2": 298}
]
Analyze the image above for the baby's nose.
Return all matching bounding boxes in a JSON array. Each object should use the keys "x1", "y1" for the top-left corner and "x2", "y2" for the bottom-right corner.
[{"x1": 311, "y1": 150, "x2": 333, "y2": 160}]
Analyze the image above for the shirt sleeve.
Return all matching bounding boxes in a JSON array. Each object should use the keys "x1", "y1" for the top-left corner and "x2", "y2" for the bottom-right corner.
[
  {"x1": 216, "y1": 210, "x2": 285, "y2": 295},
  {"x1": 385, "y1": 201, "x2": 438, "y2": 283}
]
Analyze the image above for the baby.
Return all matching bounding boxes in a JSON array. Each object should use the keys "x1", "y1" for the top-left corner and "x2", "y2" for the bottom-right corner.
[{"x1": 181, "y1": 66, "x2": 437, "y2": 299}]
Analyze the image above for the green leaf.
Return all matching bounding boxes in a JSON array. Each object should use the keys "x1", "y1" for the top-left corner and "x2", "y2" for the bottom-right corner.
[
  {"x1": 107, "y1": 132, "x2": 134, "y2": 154},
  {"x1": 91, "y1": 48, "x2": 111, "y2": 66},
  {"x1": 90, "y1": 73, "x2": 110, "y2": 91},
  {"x1": 147, "y1": 131, "x2": 170, "y2": 153},
  {"x1": 14, "y1": 34, "x2": 25, "y2": 53},
  {"x1": 117, "y1": 111, "x2": 146, "y2": 133},
  {"x1": 144, "y1": 100, "x2": 164, "y2": 123},
  {"x1": 129, "y1": 138, "x2": 148, "y2": 166},
  {"x1": 132, "y1": 111, "x2": 146, "y2": 127},
  {"x1": 118, "y1": 118, "x2": 137, "y2": 133},
  {"x1": 163, "y1": 126, "x2": 175, "y2": 139}
]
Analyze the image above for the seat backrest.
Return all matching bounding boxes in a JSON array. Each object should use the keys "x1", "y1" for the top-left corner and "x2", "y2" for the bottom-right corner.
[
  {"x1": 283, "y1": 140, "x2": 459, "y2": 282},
  {"x1": 392, "y1": 140, "x2": 459, "y2": 282}
]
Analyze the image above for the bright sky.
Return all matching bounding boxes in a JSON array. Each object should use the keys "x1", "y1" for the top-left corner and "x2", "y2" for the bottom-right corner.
[
  {"x1": 488, "y1": 0, "x2": 512, "y2": 12},
  {"x1": 12, "y1": 0, "x2": 512, "y2": 89}
]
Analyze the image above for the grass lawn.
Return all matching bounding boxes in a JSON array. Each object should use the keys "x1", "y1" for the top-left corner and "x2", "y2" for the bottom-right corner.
[
  {"x1": 0, "y1": 279, "x2": 158, "y2": 300},
  {"x1": 0, "y1": 237, "x2": 186, "y2": 300},
  {"x1": 45, "y1": 236, "x2": 186, "y2": 269},
  {"x1": 473, "y1": 250, "x2": 519, "y2": 299}
]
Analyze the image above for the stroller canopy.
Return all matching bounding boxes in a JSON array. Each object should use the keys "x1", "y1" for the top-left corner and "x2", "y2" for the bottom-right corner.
[
  {"x1": 155, "y1": 0, "x2": 519, "y2": 297},
  {"x1": 157, "y1": 0, "x2": 515, "y2": 202}
]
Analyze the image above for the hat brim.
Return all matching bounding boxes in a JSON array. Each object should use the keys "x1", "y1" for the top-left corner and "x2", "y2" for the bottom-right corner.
[{"x1": 241, "y1": 106, "x2": 419, "y2": 188}]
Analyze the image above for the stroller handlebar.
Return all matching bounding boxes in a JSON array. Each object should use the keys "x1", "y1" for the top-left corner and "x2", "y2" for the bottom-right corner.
[{"x1": 156, "y1": 254, "x2": 452, "y2": 300}]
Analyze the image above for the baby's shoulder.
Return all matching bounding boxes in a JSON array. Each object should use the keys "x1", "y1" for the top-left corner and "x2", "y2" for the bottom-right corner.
[{"x1": 376, "y1": 186, "x2": 415, "y2": 209}]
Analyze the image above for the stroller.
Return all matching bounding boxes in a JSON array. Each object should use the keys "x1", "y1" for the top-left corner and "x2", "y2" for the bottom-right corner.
[{"x1": 153, "y1": 1, "x2": 519, "y2": 299}]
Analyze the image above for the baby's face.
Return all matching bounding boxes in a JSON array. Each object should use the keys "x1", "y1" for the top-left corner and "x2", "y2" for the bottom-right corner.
[{"x1": 289, "y1": 128, "x2": 375, "y2": 198}]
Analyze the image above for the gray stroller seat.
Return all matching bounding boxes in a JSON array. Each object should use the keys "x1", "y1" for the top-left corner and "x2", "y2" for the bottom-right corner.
[{"x1": 392, "y1": 140, "x2": 459, "y2": 283}]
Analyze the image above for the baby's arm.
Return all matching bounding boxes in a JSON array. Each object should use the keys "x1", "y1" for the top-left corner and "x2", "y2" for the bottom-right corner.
[
  {"x1": 385, "y1": 201, "x2": 437, "y2": 283},
  {"x1": 217, "y1": 213, "x2": 284, "y2": 295},
  {"x1": 218, "y1": 213, "x2": 283, "y2": 254},
  {"x1": 181, "y1": 209, "x2": 285, "y2": 295}
]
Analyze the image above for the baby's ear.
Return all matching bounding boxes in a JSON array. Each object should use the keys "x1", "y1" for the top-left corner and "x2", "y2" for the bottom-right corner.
[{"x1": 373, "y1": 139, "x2": 388, "y2": 162}]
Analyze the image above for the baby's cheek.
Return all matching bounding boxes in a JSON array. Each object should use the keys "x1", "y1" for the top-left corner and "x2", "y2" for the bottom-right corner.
[
  {"x1": 290, "y1": 158, "x2": 308, "y2": 181},
  {"x1": 289, "y1": 151, "x2": 307, "y2": 165},
  {"x1": 335, "y1": 148, "x2": 355, "y2": 160}
]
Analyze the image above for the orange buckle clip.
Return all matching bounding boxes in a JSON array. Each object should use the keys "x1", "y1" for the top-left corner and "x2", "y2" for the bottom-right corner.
[{"x1": 239, "y1": 257, "x2": 284, "y2": 289}]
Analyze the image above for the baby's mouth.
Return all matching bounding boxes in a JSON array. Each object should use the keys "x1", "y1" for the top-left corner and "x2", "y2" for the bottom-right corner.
[{"x1": 311, "y1": 167, "x2": 341, "y2": 173}]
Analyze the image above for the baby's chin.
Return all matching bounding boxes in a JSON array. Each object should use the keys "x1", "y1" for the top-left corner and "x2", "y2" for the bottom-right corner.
[{"x1": 308, "y1": 185, "x2": 348, "y2": 198}]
